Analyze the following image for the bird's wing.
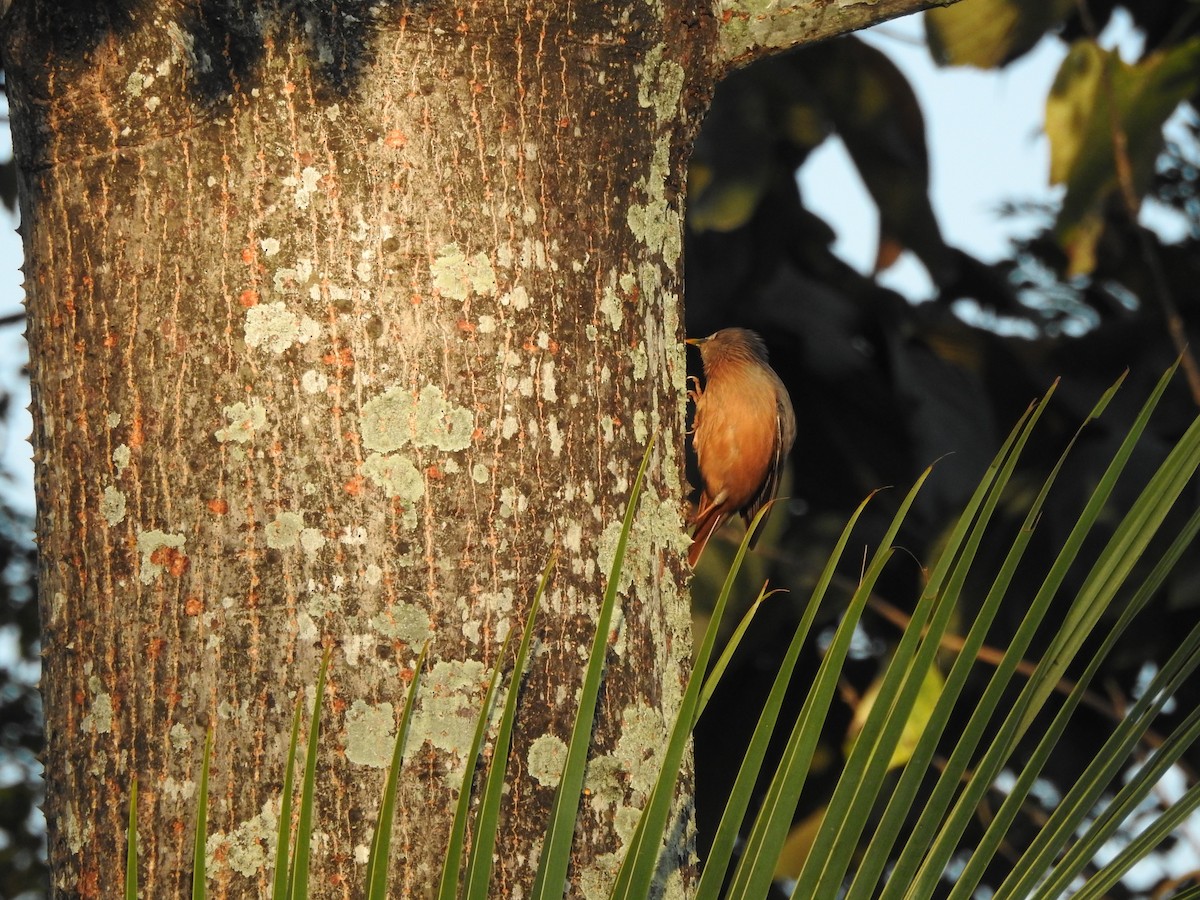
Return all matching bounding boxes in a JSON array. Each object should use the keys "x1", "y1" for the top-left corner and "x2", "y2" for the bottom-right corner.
[{"x1": 742, "y1": 383, "x2": 796, "y2": 548}]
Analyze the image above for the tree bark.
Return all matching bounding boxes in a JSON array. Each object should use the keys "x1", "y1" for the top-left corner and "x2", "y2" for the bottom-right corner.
[{"x1": 0, "y1": 0, "x2": 956, "y2": 896}]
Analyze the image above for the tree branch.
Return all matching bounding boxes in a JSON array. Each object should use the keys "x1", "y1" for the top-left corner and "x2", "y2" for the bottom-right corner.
[{"x1": 715, "y1": 0, "x2": 962, "y2": 71}]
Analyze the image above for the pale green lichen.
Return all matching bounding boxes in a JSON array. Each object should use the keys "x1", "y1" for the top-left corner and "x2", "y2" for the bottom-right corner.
[
  {"x1": 301, "y1": 369, "x2": 328, "y2": 394},
  {"x1": 136, "y1": 529, "x2": 186, "y2": 584},
  {"x1": 471, "y1": 463, "x2": 490, "y2": 484},
  {"x1": 637, "y1": 43, "x2": 685, "y2": 123},
  {"x1": 283, "y1": 165, "x2": 323, "y2": 210},
  {"x1": 540, "y1": 361, "x2": 558, "y2": 402},
  {"x1": 82, "y1": 676, "x2": 113, "y2": 734},
  {"x1": 361, "y1": 384, "x2": 473, "y2": 453},
  {"x1": 596, "y1": 490, "x2": 688, "y2": 600},
  {"x1": 661, "y1": 867, "x2": 688, "y2": 900},
  {"x1": 631, "y1": 344, "x2": 649, "y2": 382},
  {"x1": 161, "y1": 775, "x2": 197, "y2": 802},
  {"x1": 125, "y1": 69, "x2": 150, "y2": 97},
  {"x1": 64, "y1": 806, "x2": 84, "y2": 854},
  {"x1": 371, "y1": 602, "x2": 431, "y2": 646},
  {"x1": 626, "y1": 198, "x2": 672, "y2": 258},
  {"x1": 206, "y1": 801, "x2": 277, "y2": 878},
  {"x1": 430, "y1": 242, "x2": 497, "y2": 300},
  {"x1": 215, "y1": 400, "x2": 267, "y2": 443},
  {"x1": 344, "y1": 700, "x2": 396, "y2": 768},
  {"x1": 272, "y1": 258, "x2": 315, "y2": 295},
  {"x1": 169, "y1": 722, "x2": 193, "y2": 751},
  {"x1": 527, "y1": 734, "x2": 568, "y2": 787},
  {"x1": 599, "y1": 279, "x2": 624, "y2": 331},
  {"x1": 499, "y1": 285, "x2": 531, "y2": 310},
  {"x1": 106, "y1": 412, "x2": 121, "y2": 428},
  {"x1": 600, "y1": 416, "x2": 615, "y2": 445},
  {"x1": 579, "y1": 851, "x2": 623, "y2": 899},
  {"x1": 113, "y1": 443, "x2": 131, "y2": 472},
  {"x1": 362, "y1": 453, "x2": 424, "y2": 506},
  {"x1": 409, "y1": 659, "x2": 489, "y2": 779},
  {"x1": 260, "y1": 237, "x2": 281, "y2": 257},
  {"x1": 615, "y1": 803, "x2": 644, "y2": 846},
  {"x1": 612, "y1": 702, "x2": 666, "y2": 798},
  {"x1": 299, "y1": 527, "x2": 326, "y2": 554},
  {"x1": 100, "y1": 485, "x2": 126, "y2": 525},
  {"x1": 296, "y1": 611, "x2": 320, "y2": 644},
  {"x1": 217, "y1": 698, "x2": 249, "y2": 722},
  {"x1": 265, "y1": 511, "x2": 304, "y2": 549},
  {"x1": 628, "y1": 138, "x2": 683, "y2": 262},
  {"x1": 633, "y1": 410, "x2": 649, "y2": 444},
  {"x1": 498, "y1": 486, "x2": 527, "y2": 519},
  {"x1": 565, "y1": 522, "x2": 583, "y2": 554},
  {"x1": 462, "y1": 589, "x2": 515, "y2": 644},
  {"x1": 584, "y1": 754, "x2": 627, "y2": 806},
  {"x1": 244, "y1": 301, "x2": 320, "y2": 354}
]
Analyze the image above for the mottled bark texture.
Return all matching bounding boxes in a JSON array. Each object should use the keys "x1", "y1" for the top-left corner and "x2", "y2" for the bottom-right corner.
[{"x1": 1, "y1": 0, "x2": 949, "y2": 897}]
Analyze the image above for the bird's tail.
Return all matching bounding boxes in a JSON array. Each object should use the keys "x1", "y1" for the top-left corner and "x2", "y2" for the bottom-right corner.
[{"x1": 688, "y1": 509, "x2": 726, "y2": 567}]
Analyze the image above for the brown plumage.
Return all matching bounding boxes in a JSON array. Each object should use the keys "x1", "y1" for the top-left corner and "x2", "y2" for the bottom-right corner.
[{"x1": 686, "y1": 328, "x2": 796, "y2": 567}]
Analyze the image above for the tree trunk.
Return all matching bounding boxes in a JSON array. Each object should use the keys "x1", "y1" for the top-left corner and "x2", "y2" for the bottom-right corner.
[{"x1": 0, "y1": 0, "x2": 954, "y2": 896}]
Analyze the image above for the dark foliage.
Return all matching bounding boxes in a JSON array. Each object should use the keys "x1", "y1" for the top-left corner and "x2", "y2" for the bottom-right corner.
[{"x1": 686, "y1": 3, "x2": 1200, "y2": 895}]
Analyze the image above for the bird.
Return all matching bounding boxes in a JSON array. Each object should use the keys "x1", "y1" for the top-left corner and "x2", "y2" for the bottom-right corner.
[{"x1": 686, "y1": 328, "x2": 796, "y2": 567}]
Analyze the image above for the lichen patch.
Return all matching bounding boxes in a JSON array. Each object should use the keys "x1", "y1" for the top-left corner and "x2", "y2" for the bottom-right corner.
[
  {"x1": 215, "y1": 400, "x2": 267, "y2": 444},
  {"x1": 101, "y1": 485, "x2": 127, "y2": 525},
  {"x1": 244, "y1": 301, "x2": 320, "y2": 354},
  {"x1": 360, "y1": 384, "x2": 473, "y2": 453},
  {"x1": 430, "y1": 242, "x2": 498, "y2": 300},
  {"x1": 344, "y1": 700, "x2": 396, "y2": 768},
  {"x1": 136, "y1": 529, "x2": 187, "y2": 584},
  {"x1": 527, "y1": 734, "x2": 568, "y2": 788},
  {"x1": 265, "y1": 511, "x2": 304, "y2": 549}
]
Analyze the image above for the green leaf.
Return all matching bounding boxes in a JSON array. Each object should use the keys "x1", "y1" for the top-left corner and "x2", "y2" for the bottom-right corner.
[
  {"x1": 1072, "y1": 767, "x2": 1200, "y2": 900},
  {"x1": 463, "y1": 558, "x2": 553, "y2": 900},
  {"x1": 366, "y1": 643, "x2": 427, "y2": 900},
  {"x1": 694, "y1": 491, "x2": 877, "y2": 900},
  {"x1": 125, "y1": 778, "x2": 138, "y2": 900},
  {"x1": 1047, "y1": 37, "x2": 1200, "y2": 274},
  {"x1": 695, "y1": 582, "x2": 783, "y2": 724},
  {"x1": 193, "y1": 729, "x2": 213, "y2": 900},
  {"x1": 842, "y1": 663, "x2": 944, "y2": 771},
  {"x1": 289, "y1": 648, "x2": 332, "y2": 900},
  {"x1": 847, "y1": 381, "x2": 1096, "y2": 897},
  {"x1": 898, "y1": 366, "x2": 1192, "y2": 898},
  {"x1": 611, "y1": 503, "x2": 776, "y2": 900},
  {"x1": 801, "y1": 388, "x2": 1048, "y2": 898},
  {"x1": 439, "y1": 614, "x2": 519, "y2": 898},
  {"x1": 272, "y1": 696, "x2": 304, "y2": 900},
  {"x1": 529, "y1": 439, "x2": 654, "y2": 900},
  {"x1": 1029, "y1": 620, "x2": 1200, "y2": 899},
  {"x1": 926, "y1": 0, "x2": 1073, "y2": 69},
  {"x1": 722, "y1": 466, "x2": 932, "y2": 900}
]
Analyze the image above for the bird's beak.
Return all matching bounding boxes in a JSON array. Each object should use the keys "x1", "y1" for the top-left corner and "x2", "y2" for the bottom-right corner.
[{"x1": 685, "y1": 337, "x2": 704, "y2": 346}]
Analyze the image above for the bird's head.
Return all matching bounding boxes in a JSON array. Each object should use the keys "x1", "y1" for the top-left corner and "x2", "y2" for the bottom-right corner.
[{"x1": 685, "y1": 328, "x2": 769, "y2": 367}]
